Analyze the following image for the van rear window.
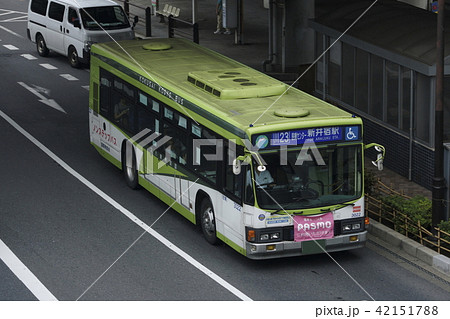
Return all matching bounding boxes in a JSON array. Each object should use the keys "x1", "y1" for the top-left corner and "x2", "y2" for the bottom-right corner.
[{"x1": 30, "y1": 0, "x2": 48, "y2": 16}]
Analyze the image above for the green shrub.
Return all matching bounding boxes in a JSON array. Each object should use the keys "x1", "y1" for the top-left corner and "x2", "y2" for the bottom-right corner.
[
  {"x1": 364, "y1": 170, "x2": 377, "y2": 196},
  {"x1": 380, "y1": 195, "x2": 431, "y2": 236},
  {"x1": 438, "y1": 220, "x2": 450, "y2": 243}
]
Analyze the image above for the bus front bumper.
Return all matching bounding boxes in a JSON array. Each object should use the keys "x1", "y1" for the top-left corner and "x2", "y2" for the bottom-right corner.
[{"x1": 245, "y1": 231, "x2": 367, "y2": 260}]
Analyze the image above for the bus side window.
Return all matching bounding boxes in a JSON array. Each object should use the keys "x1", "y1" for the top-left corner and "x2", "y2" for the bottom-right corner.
[
  {"x1": 111, "y1": 78, "x2": 137, "y2": 133},
  {"x1": 161, "y1": 122, "x2": 187, "y2": 166},
  {"x1": 244, "y1": 164, "x2": 254, "y2": 205},
  {"x1": 224, "y1": 142, "x2": 243, "y2": 201},
  {"x1": 111, "y1": 91, "x2": 135, "y2": 132},
  {"x1": 192, "y1": 127, "x2": 219, "y2": 184},
  {"x1": 99, "y1": 71, "x2": 111, "y2": 118},
  {"x1": 137, "y1": 92, "x2": 156, "y2": 133}
]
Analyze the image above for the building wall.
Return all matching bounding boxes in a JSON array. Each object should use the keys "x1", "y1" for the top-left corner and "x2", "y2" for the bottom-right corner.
[{"x1": 314, "y1": 32, "x2": 438, "y2": 189}]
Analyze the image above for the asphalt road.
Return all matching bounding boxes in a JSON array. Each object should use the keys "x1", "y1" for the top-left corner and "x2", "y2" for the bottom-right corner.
[{"x1": 1, "y1": 0, "x2": 450, "y2": 305}]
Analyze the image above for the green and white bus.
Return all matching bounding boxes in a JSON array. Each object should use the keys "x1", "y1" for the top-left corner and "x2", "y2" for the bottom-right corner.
[{"x1": 89, "y1": 38, "x2": 384, "y2": 259}]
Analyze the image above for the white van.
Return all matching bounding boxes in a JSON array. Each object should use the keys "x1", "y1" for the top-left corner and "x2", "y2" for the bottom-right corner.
[{"x1": 27, "y1": 0, "x2": 137, "y2": 67}]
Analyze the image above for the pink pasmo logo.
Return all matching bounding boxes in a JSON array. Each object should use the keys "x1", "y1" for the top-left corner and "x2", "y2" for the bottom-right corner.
[{"x1": 293, "y1": 213, "x2": 334, "y2": 242}]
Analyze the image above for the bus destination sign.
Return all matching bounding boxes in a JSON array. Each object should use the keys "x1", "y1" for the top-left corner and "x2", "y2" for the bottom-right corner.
[{"x1": 253, "y1": 126, "x2": 360, "y2": 149}]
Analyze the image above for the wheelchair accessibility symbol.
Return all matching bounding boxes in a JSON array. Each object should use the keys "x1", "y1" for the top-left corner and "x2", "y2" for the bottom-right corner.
[{"x1": 345, "y1": 126, "x2": 359, "y2": 141}]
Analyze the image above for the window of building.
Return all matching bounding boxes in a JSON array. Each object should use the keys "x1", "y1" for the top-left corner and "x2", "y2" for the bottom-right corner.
[
  {"x1": 355, "y1": 49, "x2": 369, "y2": 113},
  {"x1": 370, "y1": 55, "x2": 383, "y2": 120},
  {"x1": 415, "y1": 73, "x2": 431, "y2": 143},
  {"x1": 315, "y1": 32, "x2": 324, "y2": 92},
  {"x1": 327, "y1": 39, "x2": 341, "y2": 99},
  {"x1": 386, "y1": 61, "x2": 399, "y2": 127},
  {"x1": 401, "y1": 67, "x2": 412, "y2": 134},
  {"x1": 342, "y1": 43, "x2": 355, "y2": 106},
  {"x1": 443, "y1": 77, "x2": 450, "y2": 142}
]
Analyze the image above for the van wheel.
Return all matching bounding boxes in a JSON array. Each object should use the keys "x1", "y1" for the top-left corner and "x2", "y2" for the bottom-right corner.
[
  {"x1": 68, "y1": 46, "x2": 81, "y2": 68},
  {"x1": 122, "y1": 143, "x2": 139, "y2": 189},
  {"x1": 200, "y1": 199, "x2": 219, "y2": 245},
  {"x1": 36, "y1": 34, "x2": 49, "y2": 57}
]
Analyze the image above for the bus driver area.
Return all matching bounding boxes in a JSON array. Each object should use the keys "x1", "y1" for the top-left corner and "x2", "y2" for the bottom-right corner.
[{"x1": 88, "y1": 38, "x2": 384, "y2": 259}]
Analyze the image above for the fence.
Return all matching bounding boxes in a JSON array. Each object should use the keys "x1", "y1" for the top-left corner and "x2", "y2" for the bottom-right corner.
[
  {"x1": 366, "y1": 179, "x2": 450, "y2": 257},
  {"x1": 116, "y1": 0, "x2": 152, "y2": 37},
  {"x1": 115, "y1": 1, "x2": 199, "y2": 43},
  {"x1": 168, "y1": 16, "x2": 199, "y2": 44}
]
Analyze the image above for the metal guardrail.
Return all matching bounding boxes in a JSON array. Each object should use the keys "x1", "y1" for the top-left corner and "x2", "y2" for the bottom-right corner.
[
  {"x1": 115, "y1": 0, "x2": 152, "y2": 37},
  {"x1": 115, "y1": 1, "x2": 199, "y2": 43},
  {"x1": 168, "y1": 15, "x2": 199, "y2": 44}
]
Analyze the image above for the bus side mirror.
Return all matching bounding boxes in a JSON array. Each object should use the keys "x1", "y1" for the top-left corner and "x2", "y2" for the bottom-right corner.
[
  {"x1": 232, "y1": 155, "x2": 251, "y2": 175},
  {"x1": 232, "y1": 158, "x2": 241, "y2": 175},
  {"x1": 365, "y1": 143, "x2": 385, "y2": 171}
]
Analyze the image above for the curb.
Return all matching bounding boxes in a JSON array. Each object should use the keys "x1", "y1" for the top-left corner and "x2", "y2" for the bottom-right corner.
[{"x1": 368, "y1": 219, "x2": 450, "y2": 276}]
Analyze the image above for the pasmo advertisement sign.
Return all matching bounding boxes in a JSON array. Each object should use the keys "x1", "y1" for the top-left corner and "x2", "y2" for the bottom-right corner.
[{"x1": 293, "y1": 213, "x2": 334, "y2": 242}]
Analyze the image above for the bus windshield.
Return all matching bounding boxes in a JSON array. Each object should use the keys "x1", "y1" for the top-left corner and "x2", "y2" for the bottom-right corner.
[
  {"x1": 252, "y1": 145, "x2": 362, "y2": 210},
  {"x1": 80, "y1": 6, "x2": 130, "y2": 30}
]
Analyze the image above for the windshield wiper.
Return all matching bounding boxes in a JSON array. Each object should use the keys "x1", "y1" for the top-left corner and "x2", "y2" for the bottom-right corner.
[
  {"x1": 270, "y1": 197, "x2": 309, "y2": 215},
  {"x1": 320, "y1": 201, "x2": 355, "y2": 212}
]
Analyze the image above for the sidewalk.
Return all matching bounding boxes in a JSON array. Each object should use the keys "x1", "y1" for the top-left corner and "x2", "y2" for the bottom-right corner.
[{"x1": 128, "y1": 0, "x2": 270, "y2": 70}]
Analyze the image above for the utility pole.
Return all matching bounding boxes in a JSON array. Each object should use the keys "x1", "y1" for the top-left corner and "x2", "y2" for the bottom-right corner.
[{"x1": 432, "y1": 0, "x2": 447, "y2": 231}]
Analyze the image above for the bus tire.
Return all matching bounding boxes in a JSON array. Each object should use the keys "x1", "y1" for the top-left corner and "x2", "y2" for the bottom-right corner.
[
  {"x1": 36, "y1": 34, "x2": 49, "y2": 57},
  {"x1": 200, "y1": 199, "x2": 219, "y2": 245},
  {"x1": 68, "y1": 46, "x2": 81, "y2": 68},
  {"x1": 122, "y1": 143, "x2": 139, "y2": 189}
]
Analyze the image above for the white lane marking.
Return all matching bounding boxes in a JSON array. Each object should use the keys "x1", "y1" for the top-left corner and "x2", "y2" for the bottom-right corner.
[
  {"x1": 82, "y1": 86, "x2": 89, "y2": 91},
  {"x1": 0, "y1": 25, "x2": 23, "y2": 38},
  {"x1": 0, "y1": 238, "x2": 58, "y2": 301},
  {"x1": 3, "y1": 44, "x2": 18, "y2": 50},
  {"x1": 21, "y1": 54, "x2": 37, "y2": 60},
  {"x1": 0, "y1": 110, "x2": 252, "y2": 301},
  {"x1": 40, "y1": 63, "x2": 58, "y2": 70},
  {"x1": 18, "y1": 82, "x2": 67, "y2": 114},
  {"x1": 0, "y1": 9, "x2": 27, "y2": 15},
  {"x1": 60, "y1": 74, "x2": 79, "y2": 81},
  {"x1": 2, "y1": 16, "x2": 28, "y2": 23}
]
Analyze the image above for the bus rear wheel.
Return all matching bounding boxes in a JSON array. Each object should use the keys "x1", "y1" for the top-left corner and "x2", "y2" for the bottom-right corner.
[
  {"x1": 200, "y1": 199, "x2": 219, "y2": 245},
  {"x1": 122, "y1": 143, "x2": 139, "y2": 189}
]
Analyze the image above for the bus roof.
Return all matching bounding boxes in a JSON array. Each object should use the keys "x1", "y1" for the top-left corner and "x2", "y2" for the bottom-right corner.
[{"x1": 91, "y1": 38, "x2": 360, "y2": 138}]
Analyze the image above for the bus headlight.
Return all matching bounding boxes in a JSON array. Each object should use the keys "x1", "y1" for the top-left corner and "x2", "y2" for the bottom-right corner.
[
  {"x1": 260, "y1": 231, "x2": 280, "y2": 242},
  {"x1": 246, "y1": 227, "x2": 282, "y2": 243},
  {"x1": 342, "y1": 221, "x2": 363, "y2": 233},
  {"x1": 270, "y1": 232, "x2": 280, "y2": 240}
]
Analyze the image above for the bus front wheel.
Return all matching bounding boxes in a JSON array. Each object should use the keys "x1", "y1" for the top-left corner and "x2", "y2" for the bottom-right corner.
[
  {"x1": 122, "y1": 143, "x2": 139, "y2": 189},
  {"x1": 200, "y1": 199, "x2": 219, "y2": 245}
]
